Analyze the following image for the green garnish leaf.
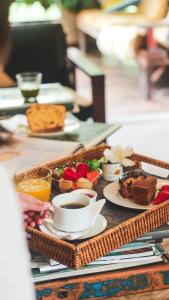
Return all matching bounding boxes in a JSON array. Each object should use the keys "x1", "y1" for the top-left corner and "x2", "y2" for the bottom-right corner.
[
  {"x1": 54, "y1": 167, "x2": 64, "y2": 177},
  {"x1": 88, "y1": 159, "x2": 100, "y2": 171}
]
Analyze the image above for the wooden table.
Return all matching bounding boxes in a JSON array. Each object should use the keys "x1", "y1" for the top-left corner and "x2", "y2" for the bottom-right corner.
[{"x1": 35, "y1": 262, "x2": 169, "y2": 299}]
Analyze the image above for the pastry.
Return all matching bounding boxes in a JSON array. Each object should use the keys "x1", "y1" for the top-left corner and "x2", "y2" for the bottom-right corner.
[
  {"x1": 59, "y1": 178, "x2": 73, "y2": 192},
  {"x1": 26, "y1": 104, "x2": 65, "y2": 133},
  {"x1": 119, "y1": 172, "x2": 157, "y2": 205},
  {"x1": 76, "y1": 178, "x2": 93, "y2": 189}
]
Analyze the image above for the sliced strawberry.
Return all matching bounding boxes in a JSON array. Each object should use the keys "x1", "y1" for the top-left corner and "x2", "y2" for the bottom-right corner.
[
  {"x1": 76, "y1": 163, "x2": 89, "y2": 178},
  {"x1": 161, "y1": 185, "x2": 169, "y2": 192},
  {"x1": 62, "y1": 167, "x2": 78, "y2": 181},
  {"x1": 86, "y1": 170, "x2": 99, "y2": 182},
  {"x1": 152, "y1": 191, "x2": 169, "y2": 205}
]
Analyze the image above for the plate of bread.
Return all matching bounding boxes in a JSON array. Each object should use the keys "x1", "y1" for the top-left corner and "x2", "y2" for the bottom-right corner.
[
  {"x1": 1, "y1": 104, "x2": 80, "y2": 137},
  {"x1": 103, "y1": 171, "x2": 169, "y2": 210},
  {"x1": 26, "y1": 104, "x2": 79, "y2": 137}
]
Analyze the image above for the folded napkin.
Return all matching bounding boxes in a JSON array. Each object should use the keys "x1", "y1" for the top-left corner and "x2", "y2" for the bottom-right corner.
[{"x1": 142, "y1": 163, "x2": 169, "y2": 179}]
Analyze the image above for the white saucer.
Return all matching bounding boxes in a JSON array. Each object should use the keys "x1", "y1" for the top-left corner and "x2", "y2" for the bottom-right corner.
[{"x1": 39, "y1": 214, "x2": 107, "y2": 240}]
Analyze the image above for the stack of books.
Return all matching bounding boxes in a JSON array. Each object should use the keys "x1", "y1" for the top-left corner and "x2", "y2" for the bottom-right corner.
[{"x1": 32, "y1": 239, "x2": 169, "y2": 283}]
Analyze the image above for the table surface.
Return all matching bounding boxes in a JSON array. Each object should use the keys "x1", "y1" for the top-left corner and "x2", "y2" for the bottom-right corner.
[
  {"x1": 0, "y1": 83, "x2": 75, "y2": 116},
  {"x1": 0, "y1": 119, "x2": 119, "y2": 176}
]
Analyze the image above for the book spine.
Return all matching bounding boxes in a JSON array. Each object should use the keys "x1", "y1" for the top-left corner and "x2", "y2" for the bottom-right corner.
[{"x1": 136, "y1": 230, "x2": 169, "y2": 242}]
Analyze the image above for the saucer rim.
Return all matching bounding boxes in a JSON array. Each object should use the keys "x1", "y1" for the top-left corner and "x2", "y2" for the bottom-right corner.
[{"x1": 40, "y1": 214, "x2": 107, "y2": 240}]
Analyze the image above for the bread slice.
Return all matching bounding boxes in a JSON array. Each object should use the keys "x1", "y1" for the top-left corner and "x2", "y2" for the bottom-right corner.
[{"x1": 26, "y1": 104, "x2": 66, "y2": 133}]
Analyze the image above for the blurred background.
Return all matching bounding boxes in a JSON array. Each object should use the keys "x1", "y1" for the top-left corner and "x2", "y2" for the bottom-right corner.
[{"x1": 7, "y1": 0, "x2": 169, "y2": 125}]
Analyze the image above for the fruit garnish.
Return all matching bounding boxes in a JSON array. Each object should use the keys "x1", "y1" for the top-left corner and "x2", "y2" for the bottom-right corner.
[
  {"x1": 76, "y1": 177, "x2": 93, "y2": 189},
  {"x1": 62, "y1": 167, "x2": 78, "y2": 181},
  {"x1": 152, "y1": 191, "x2": 169, "y2": 205},
  {"x1": 160, "y1": 185, "x2": 169, "y2": 192},
  {"x1": 24, "y1": 209, "x2": 50, "y2": 228},
  {"x1": 88, "y1": 159, "x2": 100, "y2": 171},
  {"x1": 76, "y1": 162, "x2": 89, "y2": 178},
  {"x1": 86, "y1": 170, "x2": 99, "y2": 182},
  {"x1": 54, "y1": 167, "x2": 64, "y2": 177}
]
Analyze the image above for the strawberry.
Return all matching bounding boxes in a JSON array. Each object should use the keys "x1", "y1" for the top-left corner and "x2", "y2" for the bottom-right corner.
[
  {"x1": 86, "y1": 170, "x2": 99, "y2": 182},
  {"x1": 76, "y1": 163, "x2": 89, "y2": 178},
  {"x1": 62, "y1": 167, "x2": 78, "y2": 181},
  {"x1": 160, "y1": 185, "x2": 169, "y2": 192},
  {"x1": 152, "y1": 191, "x2": 169, "y2": 205}
]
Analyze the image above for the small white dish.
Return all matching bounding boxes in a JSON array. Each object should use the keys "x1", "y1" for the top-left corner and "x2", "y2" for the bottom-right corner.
[
  {"x1": 103, "y1": 178, "x2": 169, "y2": 211},
  {"x1": 39, "y1": 214, "x2": 107, "y2": 240}
]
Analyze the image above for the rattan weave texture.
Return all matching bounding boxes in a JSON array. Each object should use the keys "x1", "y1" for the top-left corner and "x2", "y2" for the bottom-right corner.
[{"x1": 19, "y1": 145, "x2": 169, "y2": 269}]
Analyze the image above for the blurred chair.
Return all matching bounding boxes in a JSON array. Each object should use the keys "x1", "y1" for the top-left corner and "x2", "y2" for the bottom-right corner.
[
  {"x1": 76, "y1": 0, "x2": 168, "y2": 51},
  {"x1": 134, "y1": 35, "x2": 169, "y2": 100},
  {"x1": 5, "y1": 21, "x2": 105, "y2": 122}
]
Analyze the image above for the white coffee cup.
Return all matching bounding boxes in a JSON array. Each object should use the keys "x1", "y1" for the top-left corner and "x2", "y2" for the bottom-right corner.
[
  {"x1": 51, "y1": 193, "x2": 94, "y2": 232},
  {"x1": 71, "y1": 189, "x2": 97, "y2": 204}
]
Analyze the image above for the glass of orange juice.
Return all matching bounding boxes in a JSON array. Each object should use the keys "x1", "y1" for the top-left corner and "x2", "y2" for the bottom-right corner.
[{"x1": 14, "y1": 166, "x2": 52, "y2": 202}]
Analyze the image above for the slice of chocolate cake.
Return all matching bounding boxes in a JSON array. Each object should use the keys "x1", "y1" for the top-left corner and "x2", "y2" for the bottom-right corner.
[{"x1": 119, "y1": 172, "x2": 157, "y2": 205}]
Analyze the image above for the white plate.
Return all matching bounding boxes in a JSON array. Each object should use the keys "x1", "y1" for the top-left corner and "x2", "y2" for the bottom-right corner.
[
  {"x1": 103, "y1": 179, "x2": 169, "y2": 211},
  {"x1": 39, "y1": 214, "x2": 107, "y2": 240},
  {"x1": 1, "y1": 113, "x2": 80, "y2": 137}
]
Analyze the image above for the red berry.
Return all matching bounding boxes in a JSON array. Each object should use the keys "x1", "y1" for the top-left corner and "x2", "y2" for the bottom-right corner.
[
  {"x1": 62, "y1": 167, "x2": 78, "y2": 181},
  {"x1": 41, "y1": 210, "x2": 50, "y2": 219},
  {"x1": 29, "y1": 221, "x2": 36, "y2": 228},
  {"x1": 33, "y1": 213, "x2": 40, "y2": 221},
  {"x1": 26, "y1": 217, "x2": 33, "y2": 225},
  {"x1": 35, "y1": 217, "x2": 43, "y2": 225},
  {"x1": 76, "y1": 163, "x2": 89, "y2": 178},
  {"x1": 153, "y1": 191, "x2": 169, "y2": 205},
  {"x1": 23, "y1": 214, "x2": 29, "y2": 221},
  {"x1": 161, "y1": 185, "x2": 169, "y2": 192},
  {"x1": 26, "y1": 211, "x2": 35, "y2": 217}
]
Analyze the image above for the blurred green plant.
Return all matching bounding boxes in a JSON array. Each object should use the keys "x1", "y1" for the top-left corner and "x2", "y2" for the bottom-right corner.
[
  {"x1": 60, "y1": 0, "x2": 99, "y2": 13},
  {"x1": 14, "y1": 0, "x2": 57, "y2": 9},
  {"x1": 14, "y1": 0, "x2": 99, "y2": 11}
]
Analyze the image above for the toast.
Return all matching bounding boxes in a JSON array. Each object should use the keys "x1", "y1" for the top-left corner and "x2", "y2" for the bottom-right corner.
[{"x1": 26, "y1": 104, "x2": 66, "y2": 133}]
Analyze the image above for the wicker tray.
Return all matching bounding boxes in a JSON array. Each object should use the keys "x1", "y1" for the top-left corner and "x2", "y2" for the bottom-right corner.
[{"x1": 21, "y1": 144, "x2": 169, "y2": 269}]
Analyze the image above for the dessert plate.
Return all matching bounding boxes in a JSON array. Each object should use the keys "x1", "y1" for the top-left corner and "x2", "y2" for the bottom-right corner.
[
  {"x1": 103, "y1": 179, "x2": 169, "y2": 211},
  {"x1": 39, "y1": 214, "x2": 107, "y2": 240},
  {"x1": 0, "y1": 113, "x2": 80, "y2": 137}
]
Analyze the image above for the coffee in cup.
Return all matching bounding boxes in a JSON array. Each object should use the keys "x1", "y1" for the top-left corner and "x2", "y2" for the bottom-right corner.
[
  {"x1": 71, "y1": 189, "x2": 97, "y2": 204},
  {"x1": 51, "y1": 193, "x2": 93, "y2": 232}
]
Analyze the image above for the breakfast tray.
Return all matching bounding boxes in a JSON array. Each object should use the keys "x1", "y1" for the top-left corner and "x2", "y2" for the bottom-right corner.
[{"x1": 21, "y1": 144, "x2": 169, "y2": 269}]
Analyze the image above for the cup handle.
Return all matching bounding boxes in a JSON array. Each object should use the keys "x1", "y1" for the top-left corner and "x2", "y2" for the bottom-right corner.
[{"x1": 91, "y1": 199, "x2": 106, "y2": 225}]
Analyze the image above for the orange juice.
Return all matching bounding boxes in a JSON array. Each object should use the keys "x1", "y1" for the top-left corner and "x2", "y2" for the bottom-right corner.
[{"x1": 17, "y1": 178, "x2": 51, "y2": 202}]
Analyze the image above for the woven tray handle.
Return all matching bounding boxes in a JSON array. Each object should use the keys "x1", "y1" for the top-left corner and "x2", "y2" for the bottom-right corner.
[{"x1": 130, "y1": 153, "x2": 169, "y2": 171}]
